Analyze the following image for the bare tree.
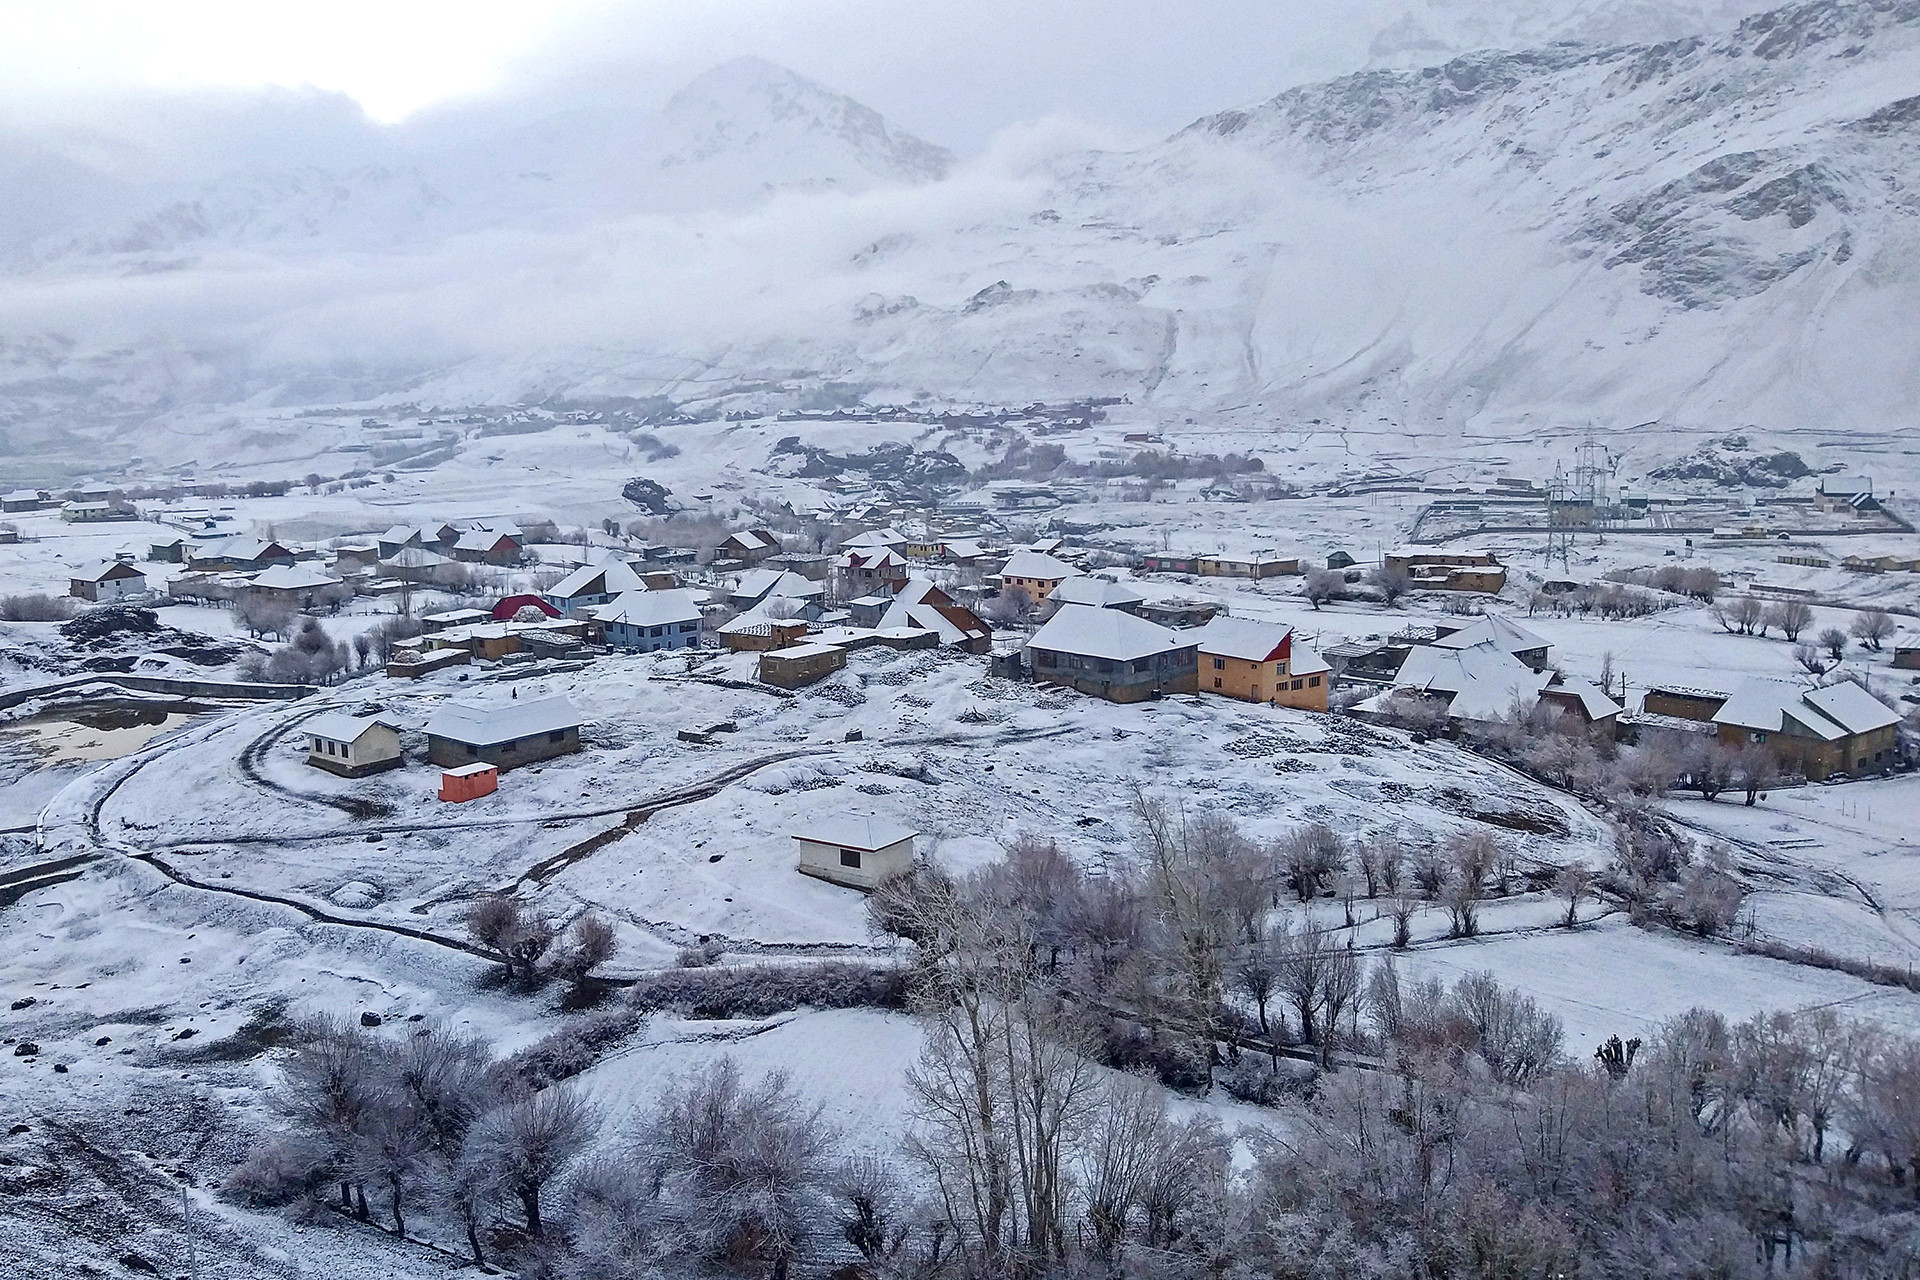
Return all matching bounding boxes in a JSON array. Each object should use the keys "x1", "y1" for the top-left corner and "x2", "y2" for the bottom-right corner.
[
  {"x1": 1302, "y1": 568, "x2": 1344, "y2": 610},
  {"x1": 1555, "y1": 861, "x2": 1592, "y2": 928},
  {"x1": 1765, "y1": 600, "x2": 1813, "y2": 641},
  {"x1": 1443, "y1": 832, "x2": 1496, "y2": 938},
  {"x1": 1368, "y1": 566, "x2": 1412, "y2": 607},
  {"x1": 1853, "y1": 608, "x2": 1896, "y2": 650},
  {"x1": 1819, "y1": 626, "x2": 1849, "y2": 661},
  {"x1": 554, "y1": 913, "x2": 618, "y2": 991},
  {"x1": 463, "y1": 1085, "x2": 598, "y2": 1238},
  {"x1": 1794, "y1": 642, "x2": 1830, "y2": 675},
  {"x1": 466, "y1": 895, "x2": 556, "y2": 983},
  {"x1": 1280, "y1": 823, "x2": 1346, "y2": 902},
  {"x1": 1387, "y1": 892, "x2": 1418, "y2": 948},
  {"x1": 1734, "y1": 743, "x2": 1776, "y2": 806},
  {"x1": 639, "y1": 1058, "x2": 834, "y2": 1280},
  {"x1": 1734, "y1": 595, "x2": 1766, "y2": 635}
]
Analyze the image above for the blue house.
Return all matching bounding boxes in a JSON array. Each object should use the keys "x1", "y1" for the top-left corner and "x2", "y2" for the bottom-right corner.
[{"x1": 594, "y1": 589, "x2": 704, "y2": 652}]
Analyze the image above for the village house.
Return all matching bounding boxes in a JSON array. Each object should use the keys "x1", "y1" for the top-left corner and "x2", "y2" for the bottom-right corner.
[
  {"x1": 875, "y1": 596, "x2": 993, "y2": 653},
  {"x1": 302, "y1": 712, "x2": 403, "y2": 778},
  {"x1": 1428, "y1": 614, "x2": 1553, "y2": 671},
  {"x1": 190, "y1": 537, "x2": 296, "y2": 573},
  {"x1": 1, "y1": 489, "x2": 49, "y2": 513},
  {"x1": 148, "y1": 536, "x2": 191, "y2": 563},
  {"x1": 543, "y1": 561, "x2": 646, "y2": 615},
  {"x1": 719, "y1": 528, "x2": 782, "y2": 565},
  {"x1": 764, "y1": 551, "x2": 833, "y2": 581},
  {"x1": 1893, "y1": 628, "x2": 1920, "y2": 671},
  {"x1": 841, "y1": 528, "x2": 909, "y2": 553},
  {"x1": 1537, "y1": 677, "x2": 1625, "y2": 735},
  {"x1": 1815, "y1": 477, "x2": 1878, "y2": 516},
  {"x1": 1195, "y1": 553, "x2": 1300, "y2": 580},
  {"x1": 60, "y1": 501, "x2": 134, "y2": 523},
  {"x1": 759, "y1": 641, "x2": 847, "y2": 689},
  {"x1": 1048, "y1": 575, "x2": 1144, "y2": 613},
  {"x1": 835, "y1": 548, "x2": 910, "y2": 598},
  {"x1": 1383, "y1": 548, "x2": 1508, "y2": 594},
  {"x1": 731, "y1": 568, "x2": 826, "y2": 618},
  {"x1": 1026, "y1": 604, "x2": 1200, "y2": 702},
  {"x1": 377, "y1": 546, "x2": 452, "y2": 581},
  {"x1": 792, "y1": 814, "x2": 916, "y2": 891},
  {"x1": 451, "y1": 528, "x2": 523, "y2": 565},
  {"x1": 720, "y1": 613, "x2": 810, "y2": 653},
  {"x1": 1641, "y1": 685, "x2": 1733, "y2": 721},
  {"x1": 245, "y1": 564, "x2": 345, "y2": 611},
  {"x1": 1711, "y1": 678, "x2": 1901, "y2": 781},
  {"x1": 1193, "y1": 616, "x2": 1331, "y2": 710},
  {"x1": 1138, "y1": 598, "x2": 1221, "y2": 629},
  {"x1": 421, "y1": 608, "x2": 492, "y2": 632},
  {"x1": 1373, "y1": 638, "x2": 1554, "y2": 726},
  {"x1": 1325, "y1": 551, "x2": 1358, "y2": 570},
  {"x1": 330, "y1": 542, "x2": 382, "y2": 574},
  {"x1": 594, "y1": 589, "x2": 704, "y2": 652},
  {"x1": 998, "y1": 549, "x2": 1081, "y2": 602},
  {"x1": 68, "y1": 561, "x2": 148, "y2": 603},
  {"x1": 424, "y1": 695, "x2": 583, "y2": 772}
]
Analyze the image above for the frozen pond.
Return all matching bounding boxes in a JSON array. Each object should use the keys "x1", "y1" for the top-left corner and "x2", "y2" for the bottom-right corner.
[{"x1": 1, "y1": 707, "x2": 199, "y2": 764}]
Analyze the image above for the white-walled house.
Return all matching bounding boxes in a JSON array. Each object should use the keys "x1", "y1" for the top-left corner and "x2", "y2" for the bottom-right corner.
[
  {"x1": 593, "y1": 589, "x2": 704, "y2": 652},
  {"x1": 792, "y1": 814, "x2": 916, "y2": 891},
  {"x1": 303, "y1": 712, "x2": 404, "y2": 778},
  {"x1": 69, "y1": 561, "x2": 148, "y2": 602}
]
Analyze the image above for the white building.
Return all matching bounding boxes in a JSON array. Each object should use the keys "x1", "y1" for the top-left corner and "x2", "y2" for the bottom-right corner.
[
  {"x1": 303, "y1": 712, "x2": 403, "y2": 778},
  {"x1": 793, "y1": 814, "x2": 917, "y2": 891},
  {"x1": 68, "y1": 561, "x2": 148, "y2": 603}
]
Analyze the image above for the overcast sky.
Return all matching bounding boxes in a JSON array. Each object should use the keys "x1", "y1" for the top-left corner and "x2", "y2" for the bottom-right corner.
[{"x1": 0, "y1": 0, "x2": 1408, "y2": 150}]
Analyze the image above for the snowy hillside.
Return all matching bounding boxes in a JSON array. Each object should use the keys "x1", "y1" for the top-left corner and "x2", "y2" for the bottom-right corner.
[{"x1": 1, "y1": 0, "x2": 1917, "y2": 472}]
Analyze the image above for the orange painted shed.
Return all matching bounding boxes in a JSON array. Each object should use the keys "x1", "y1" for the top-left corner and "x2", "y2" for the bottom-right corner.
[{"x1": 440, "y1": 761, "x2": 498, "y2": 802}]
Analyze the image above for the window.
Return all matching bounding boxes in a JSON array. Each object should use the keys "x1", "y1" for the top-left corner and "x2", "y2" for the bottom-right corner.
[
  {"x1": 1212, "y1": 657, "x2": 1226, "y2": 670},
  {"x1": 549, "y1": 729, "x2": 565, "y2": 743},
  {"x1": 502, "y1": 739, "x2": 517, "y2": 753},
  {"x1": 839, "y1": 849, "x2": 862, "y2": 869},
  {"x1": 1292, "y1": 679, "x2": 1304, "y2": 691},
  {"x1": 1309, "y1": 675, "x2": 1321, "y2": 687},
  {"x1": 1213, "y1": 678, "x2": 1222, "y2": 689}
]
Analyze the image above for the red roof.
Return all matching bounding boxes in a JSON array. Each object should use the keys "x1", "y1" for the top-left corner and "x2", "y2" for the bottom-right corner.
[{"x1": 491, "y1": 593, "x2": 562, "y2": 621}]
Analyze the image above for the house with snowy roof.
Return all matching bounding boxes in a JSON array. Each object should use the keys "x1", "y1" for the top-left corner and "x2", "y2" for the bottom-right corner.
[
  {"x1": 1194, "y1": 616, "x2": 1331, "y2": 711},
  {"x1": 793, "y1": 814, "x2": 916, "y2": 891},
  {"x1": 303, "y1": 712, "x2": 402, "y2": 778},
  {"x1": 732, "y1": 568, "x2": 825, "y2": 617},
  {"x1": 998, "y1": 550, "x2": 1082, "y2": 602},
  {"x1": 875, "y1": 597, "x2": 993, "y2": 653},
  {"x1": 1891, "y1": 628, "x2": 1920, "y2": 671},
  {"x1": 834, "y1": 548, "x2": 910, "y2": 598},
  {"x1": 1049, "y1": 575, "x2": 1144, "y2": 613},
  {"x1": 544, "y1": 560, "x2": 647, "y2": 615},
  {"x1": 189, "y1": 537, "x2": 295, "y2": 573},
  {"x1": 424, "y1": 695, "x2": 582, "y2": 772},
  {"x1": 593, "y1": 589, "x2": 704, "y2": 652},
  {"x1": 1711, "y1": 677, "x2": 1900, "y2": 780},
  {"x1": 1376, "y1": 638, "x2": 1554, "y2": 725},
  {"x1": 451, "y1": 528, "x2": 523, "y2": 565},
  {"x1": 1429, "y1": 614, "x2": 1553, "y2": 671},
  {"x1": 245, "y1": 564, "x2": 346, "y2": 610},
  {"x1": 68, "y1": 561, "x2": 148, "y2": 603},
  {"x1": 719, "y1": 528, "x2": 782, "y2": 565},
  {"x1": 1026, "y1": 604, "x2": 1199, "y2": 702}
]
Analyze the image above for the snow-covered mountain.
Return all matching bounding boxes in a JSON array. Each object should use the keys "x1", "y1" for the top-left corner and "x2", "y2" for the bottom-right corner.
[{"x1": 1, "y1": 0, "x2": 1917, "y2": 472}]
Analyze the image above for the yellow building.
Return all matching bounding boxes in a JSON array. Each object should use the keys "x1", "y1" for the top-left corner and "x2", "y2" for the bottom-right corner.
[
  {"x1": 998, "y1": 549, "x2": 1080, "y2": 601},
  {"x1": 1194, "y1": 616, "x2": 1331, "y2": 710}
]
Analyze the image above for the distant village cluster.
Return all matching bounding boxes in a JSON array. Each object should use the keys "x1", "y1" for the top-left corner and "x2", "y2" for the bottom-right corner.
[{"x1": 29, "y1": 473, "x2": 1914, "y2": 813}]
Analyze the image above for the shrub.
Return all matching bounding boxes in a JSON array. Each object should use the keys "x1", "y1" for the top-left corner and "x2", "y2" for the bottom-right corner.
[
  {"x1": 0, "y1": 593, "x2": 76, "y2": 622},
  {"x1": 500, "y1": 1009, "x2": 645, "y2": 1090},
  {"x1": 627, "y1": 960, "x2": 908, "y2": 1019}
]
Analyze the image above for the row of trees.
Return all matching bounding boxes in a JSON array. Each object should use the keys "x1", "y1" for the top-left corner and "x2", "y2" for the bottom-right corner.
[{"x1": 1712, "y1": 596, "x2": 1899, "y2": 654}]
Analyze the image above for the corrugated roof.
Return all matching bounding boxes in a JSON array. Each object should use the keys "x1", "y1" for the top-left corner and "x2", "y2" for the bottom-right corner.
[
  {"x1": 548, "y1": 560, "x2": 645, "y2": 600},
  {"x1": 1002, "y1": 550, "x2": 1080, "y2": 581},
  {"x1": 1393, "y1": 639, "x2": 1551, "y2": 721},
  {"x1": 424, "y1": 695, "x2": 582, "y2": 747},
  {"x1": 1050, "y1": 576, "x2": 1145, "y2": 609},
  {"x1": 305, "y1": 712, "x2": 398, "y2": 743},
  {"x1": 1433, "y1": 614, "x2": 1548, "y2": 655},
  {"x1": 594, "y1": 588, "x2": 702, "y2": 627},
  {"x1": 1028, "y1": 604, "x2": 1191, "y2": 663},
  {"x1": 792, "y1": 814, "x2": 917, "y2": 851}
]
